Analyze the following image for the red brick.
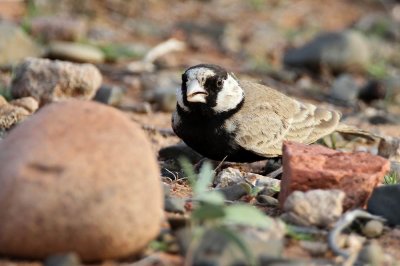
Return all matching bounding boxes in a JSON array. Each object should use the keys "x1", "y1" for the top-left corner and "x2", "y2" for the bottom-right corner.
[{"x1": 279, "y1": 141, "x2": 390, "y2": 210}]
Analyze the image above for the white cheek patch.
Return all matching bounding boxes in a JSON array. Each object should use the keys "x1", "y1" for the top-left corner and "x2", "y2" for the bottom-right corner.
[
  {"x1": 176, "y1": 86, "x2": 189, "y2": 111},
  {"x1": 213, "y1": 74, "x2": 244, "y2": 113}
]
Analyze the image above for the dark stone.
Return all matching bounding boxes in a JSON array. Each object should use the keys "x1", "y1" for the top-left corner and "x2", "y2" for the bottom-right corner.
[
  {"x1": 167, "y1": 214, "x2": 189, "y2": 231},
  {"x1": 216, "y1": 183, "x2": 248, "y2": 201},
  {"x1": 159, "y1": 143, "x2": 203, "y2": 164},
  {"x1": 358, "y1": 80, "x2": 386, "y2": 104},
  {"x1": 368, "y1": 114, "x2": 400, "y2": 125},
  {"x1": 256, "y1": 195, "x2": 279, "y2": 207},
  {"x1": 367, "y1": 184, "x2": 400, "y2": 226},
  {"x1": 93, "y1": 85, "x2": 125, "y2": 106},
  {"x1": 44, "y1": 253, "x2": 81, "y2": 266}
]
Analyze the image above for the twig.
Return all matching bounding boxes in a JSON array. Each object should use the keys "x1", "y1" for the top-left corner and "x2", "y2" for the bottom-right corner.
[
  {"x1": 266, "y1": 166, "x2": 283, "y2": 179},
  {"x1": 328, "y1": 209, "x2": 386, "y2": 259},
  {"x1": 163, "y1": 168, "x2": 179, "y2": 180},
  {"x1": 144, "y1": 38, "x2": 186, "y2": 64},
  {"x1": 127, "y1": 38, "x2": 186, "y2": 73},
  {"x1": 214, "y1": 156, "x2": 228, "y2": 172}
]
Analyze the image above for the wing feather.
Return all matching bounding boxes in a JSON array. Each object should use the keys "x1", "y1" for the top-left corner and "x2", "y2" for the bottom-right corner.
[{"x1": 232, "y1": 81, "x2": 341, "y2": 157}]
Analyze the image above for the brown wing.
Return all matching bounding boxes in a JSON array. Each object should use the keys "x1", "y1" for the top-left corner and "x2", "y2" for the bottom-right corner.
[{"x1": 231, "y1": 81, "x2": 341, "y2": 157}]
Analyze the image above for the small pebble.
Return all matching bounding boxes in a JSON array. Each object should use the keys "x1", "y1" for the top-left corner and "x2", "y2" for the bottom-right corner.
[
  {"x1": 44, "y1": 253, "x2": 81, "y2": 266},
  {"x1": 93, "y1": 84, "x2": 125, "y2": 106},
  {"x1": 357, "y1": 241, "x2": 384, "y2": 266},
  {"x1": 214, "y1": 167, "x2": 243, "y2": 188},
  {"x1": 362, "y1": 220, "x2": 384, "y2": 238},
  {"x1": 256, "y1": 195, "x2": 279, "y2": 207},
  {"x1": 216, "y1": 183, "x2": 247, "y2": 201},
  {"x1": 299, "y1": 240, "x2": 328, "y2": 256}
]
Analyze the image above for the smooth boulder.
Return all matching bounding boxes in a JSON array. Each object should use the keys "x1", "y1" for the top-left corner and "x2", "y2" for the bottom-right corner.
[
  {"x1": 0, "y1": 100, "x2": 163, "y2": 261},
  {"x1": 284, "y1": 30, "x2": 370, "y2": 73}
]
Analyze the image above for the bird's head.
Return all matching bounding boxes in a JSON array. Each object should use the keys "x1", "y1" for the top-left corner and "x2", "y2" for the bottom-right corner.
[{"x1": 176, "y1": 64, "x2": 244, "y2": 116}]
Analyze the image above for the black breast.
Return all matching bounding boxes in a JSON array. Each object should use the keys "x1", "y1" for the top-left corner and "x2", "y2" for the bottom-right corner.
[{"x1": 172, "y1": 107, "x2": 264, "y2": 162}]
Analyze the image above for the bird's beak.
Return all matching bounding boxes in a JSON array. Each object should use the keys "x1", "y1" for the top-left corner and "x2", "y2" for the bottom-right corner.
[{"x1": 186, "y1": 80, "x2": 208, "y2": 103}]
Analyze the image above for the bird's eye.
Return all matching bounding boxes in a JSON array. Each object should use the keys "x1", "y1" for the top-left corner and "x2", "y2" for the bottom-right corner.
[{"x1": 217, "y1": 78, "x2": 223, "y2": 88}]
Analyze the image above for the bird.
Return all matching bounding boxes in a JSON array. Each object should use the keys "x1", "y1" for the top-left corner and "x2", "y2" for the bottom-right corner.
[{"x1": 172, "y1": 64, "x2": 374, "y2": 163}]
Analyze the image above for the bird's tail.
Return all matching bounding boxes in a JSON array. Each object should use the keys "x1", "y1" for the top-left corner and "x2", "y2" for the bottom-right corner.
[{"x1": 335, "y1": 124, "x2": 382, "y2": 141}]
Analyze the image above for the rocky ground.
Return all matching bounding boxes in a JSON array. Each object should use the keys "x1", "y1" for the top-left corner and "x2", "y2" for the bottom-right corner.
[{"x1": 0, "y1": 0, "x2": 399, "y2": 265}]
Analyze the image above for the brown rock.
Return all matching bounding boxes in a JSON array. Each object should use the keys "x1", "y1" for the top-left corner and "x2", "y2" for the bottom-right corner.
[
  {"x1": 9, "y1": 97, "x2": 39, "y2": 113},
  {"x1": 0, "y1": 97, "x2": 38, "y2": 129},
  {"x1": 378, "y1": 136, "x2": 400, "y2": 162},
  {"x1": 279, "y1": 141, "x2": 390, "y2": 210},
  {"x1": 10, "y1": 58, "x2": 102, "y2": 105},
  {"x1": 0, "y1": 100, "x2": 163, "y2": 261}
]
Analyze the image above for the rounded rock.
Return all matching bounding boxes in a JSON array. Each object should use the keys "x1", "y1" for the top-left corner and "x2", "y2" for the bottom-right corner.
[
  {"x1": 11, "y1": 58, "x2": 102, "y2": 105},
  {"x1": 48, "y1": 42, "x2": 105, "y2": 64},
  {"x1": 362, "y1": 220, "x2": 384, "y2": 238},
  {"x1": 0, "y1": 100, "x2": 163, "y2": 261},
  {"x1": 0, "y1": 97, "x2": 38, "y2": 129}
]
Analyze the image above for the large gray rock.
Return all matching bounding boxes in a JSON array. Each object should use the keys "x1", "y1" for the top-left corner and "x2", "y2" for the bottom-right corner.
[
  {"x1": 0, "y1": 100, "x2": 163, "y2": 261},
  {"x1": 284, "y1": 30, "x2": 371, "y2": 73},
  {"x1": 11, "y1": 58, "x2": 102, "y2": 105},
  {"x1": 0, "y1": 21, "x2": 42, "y2": 65}
]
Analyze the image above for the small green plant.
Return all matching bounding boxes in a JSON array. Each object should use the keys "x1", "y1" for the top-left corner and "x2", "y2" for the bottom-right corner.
[
  {"x1": 20, "y1": 0, "x2": 40, "y2": 35},
  {"x1": 249, "y1": 0, "x2": 265, "y2": 11},
  {"x1": 368, "y1": 19, "x2": 391, "y2": 39},
  {"x1": 0, "y1": 84, "x2": 12, "y2": 101},
  {"x1": 99, "y1": 44, "x2": 143, "y2": 62},
  {"x1": 286, "y1": 225, "x2": 315, "y2": 241},
  {"x1": 383, "y1": 171, "x2": 399, "y2": 185},
  {"x1": 148, "y1": 240, "x2": 169, "y2": 252},
  {"x1": 366, "y1": 60, "x2": 388, "y2": 79},
  {"x1": 241, "y1": 182, "x2": 263, "y2": 198},
  {"x1": 179, "y1": 158, "x2": 273, "y2": 266},
  {"x1": 26, "y1": 0, "x2": 39, "y2": 17},
  {"x1": 318, "y1": 132, "x2": 339, "y2": 150}
]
